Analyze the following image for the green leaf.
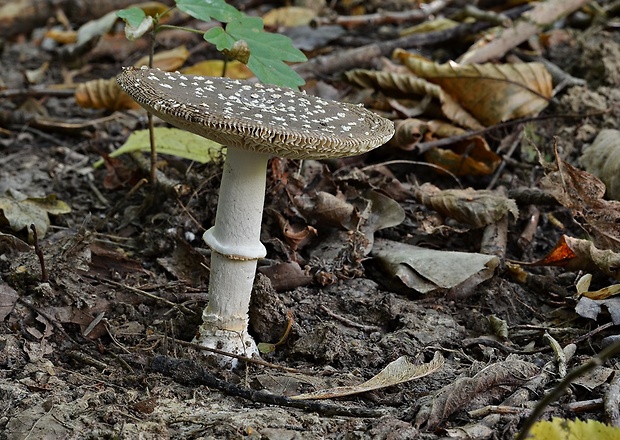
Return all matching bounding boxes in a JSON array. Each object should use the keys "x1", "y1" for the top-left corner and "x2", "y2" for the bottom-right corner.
[
  {"x1": 93, "y1": 127, "x2": 224, "y2": 168},
  {"x1": 227, "y1": 16, "x2": 306, "y2": 63},
  {"x1": 207, "y1": 16, "x2": 306, "y2": 87},
  {"x1": 204, "y1": 27, "x2": 236, "y2": 52},
  {"x1": 247, "y1": 57, "x2": 305, "y2": 88},
  {"x1": 117, "y1": 7, "x2": 146, "y2": 28},
  {"x1": 176, "y1": 0, "x2": 242, "y2": 23}
]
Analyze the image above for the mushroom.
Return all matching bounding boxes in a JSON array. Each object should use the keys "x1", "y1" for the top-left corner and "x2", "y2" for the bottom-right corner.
[{"x1": 117, "y1": 67, "x2": 394, "y2": 364}]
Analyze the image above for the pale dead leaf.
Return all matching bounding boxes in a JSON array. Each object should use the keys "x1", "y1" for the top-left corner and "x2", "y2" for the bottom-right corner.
[
  {"x1": 0, "y1": 189, "x2": 71, "y2": 240},
  {"x1": 371, "y1": 238, "x2": 499, "y2": 294},
  {"x1": 580, "y1": 129, "x2": 620, "y2": 200},
  {"x1": 0, "y1": 282, "x2": 18, "y2": 320},
  {"x1": 291, "y1": 352, "x2": 444, "y2": 400}
]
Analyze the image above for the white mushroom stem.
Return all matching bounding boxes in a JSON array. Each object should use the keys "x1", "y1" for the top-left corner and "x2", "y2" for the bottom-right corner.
[{"x1": 195, "y1": 147, "x2": 269, "y2": 362}]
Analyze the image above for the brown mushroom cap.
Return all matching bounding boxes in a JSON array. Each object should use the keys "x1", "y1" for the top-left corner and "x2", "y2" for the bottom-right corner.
[{"x1": 117, "y1": 67, "x2": 394, "y2": 160}]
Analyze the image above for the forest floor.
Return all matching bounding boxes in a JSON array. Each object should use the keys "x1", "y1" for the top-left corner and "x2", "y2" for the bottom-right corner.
[{"x1": 1, "y1": 1, "x2": 620, "y2": 439}]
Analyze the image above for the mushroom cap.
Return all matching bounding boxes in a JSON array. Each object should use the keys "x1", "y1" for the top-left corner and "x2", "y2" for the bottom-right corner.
[{"x1": 117, "y1": 67, "x2": 394, "y2": 160}]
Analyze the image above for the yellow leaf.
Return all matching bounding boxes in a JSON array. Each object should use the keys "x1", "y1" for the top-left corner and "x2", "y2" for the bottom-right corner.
[
  {"x1": 528, "y1": 418, "x2": 620, "y2": 440},
  {"x1": 263, "y1": 7, "x2": 316, "y2": 27},
  {"x1": 181, "y1": 60, "x2": 253, "y2": 79},
  {"x1": 93, "y1": 127, "x2": 224, "y2": 168}
]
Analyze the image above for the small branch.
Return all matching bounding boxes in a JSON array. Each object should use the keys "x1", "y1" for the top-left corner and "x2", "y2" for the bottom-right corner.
[
  {"x1": 30, "y1": 224, "x2": 48, "y2": 282},
  {"x1": 147, "y1": 334, "x2": 302, "y2": 373},
  {"x1": 320, "y1": 305, "x2": 381, "y2": 333},
  {"x1": 99, "y1": 277, "x2": 196, "y2": 316},
  {"x1": 151, "y1": 355, "x2": 384, "y2": 418},
  {"x1": 312, "y1": 0, "x2": 448, "y2": 28}
]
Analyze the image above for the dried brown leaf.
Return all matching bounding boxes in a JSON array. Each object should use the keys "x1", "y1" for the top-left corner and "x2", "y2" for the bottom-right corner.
[
  {"x1": 345, "y1": 69, "x2": 484, "y2": 130},
  {"x1": 415, "y1": 359, "x2": 539, "y2": 430},
  {"x1": 394, "y1": 50, "x2": 552, "y2": 126},
  {"x1": 529, "y1": 235, "x2": 620, "y2": 280},
  {"x1": 541, "y1": 147, "x2": 620, "y2": 252}
]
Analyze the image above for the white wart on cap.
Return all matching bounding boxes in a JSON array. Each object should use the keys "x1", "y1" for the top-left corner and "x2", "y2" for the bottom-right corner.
[{"x1": 116, "y1": 67, "x2": 394, "y2": 159}]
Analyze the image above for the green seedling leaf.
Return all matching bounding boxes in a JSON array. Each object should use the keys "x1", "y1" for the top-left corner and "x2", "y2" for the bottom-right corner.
[
  {"x1": 94, "y1": 127, "x2": 224, "y2": 168},
  {"x1": 203, "y1": 26, "x2": 236, "y2": 52},
  {"x1": 117, "y1": 7, "x2": 146, "y2": 28},
  {"x1": 0, "y1": 189, "x2": 71, "y2": 240},
  {"x1": 205, "y1": 16, "x2": 306, "y2": 87},
  {"x1": 118, "y1": 8, "x2": 153, "y2": 40},
  {"x1": 176, "y1": 0, "x2": 242, "y2": 23}
]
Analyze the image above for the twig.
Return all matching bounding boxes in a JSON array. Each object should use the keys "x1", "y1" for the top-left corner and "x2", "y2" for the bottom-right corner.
[
  {"x1": 18, "y1": 297, "x2": 78, "y2": 345},
  {"x1": 320, "y1": 305, "x2": 381, "y2": 333},
  {"x1": 147, "y1": 334, "x2": 302, "y2": 373},
  {"x1": 293, "y1": 4, "x2": 533, "y2": 81},
  {"x1": 151, "y1": 355, "x2": 384, "y2": 418},
  {"x1": 99, "y1": 277, "x2": 196, "y2": 316},
  {"x1": 460, "y1": 0, "x2": 592, "y2": 64},
  {"x1": 30, "y1": 224, "x2": 48, "y2": 282},
  {"x1": 312, "y1": 0, "x2": 448, "y2": 28}
]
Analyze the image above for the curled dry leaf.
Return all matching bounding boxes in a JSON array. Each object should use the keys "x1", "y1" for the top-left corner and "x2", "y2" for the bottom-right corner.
[
  {"x1": 414, "y1": 183, "x2": 518, "y2": 228},
  {"x1": 580, "y1": 129, "x2": 620, "y2": 200},
  {"x1": 541, "y1": 145, "x2": 620, "y2": 252},
  {"x1": 274, "y1": 211, "x2": 317, "y2": 251},
  {"x1": 528, "y1": 235, "x2": 620, "y2": 280},
  {"x1": 394, "y1": 49, "x2": 552, "y2": 126},
  {"x1": 415, "y1": 359, "x2": 539, "y2": 430},
  {"x1": 345, "y1": 69, "x2": 484, "y2": 130},
  {"x1": 291, "y1": 352, "x2": 444, "y2": 400},
  {"x1": 75, "y1": 78, "x2": 140, "y2": 111},
  {"x1": 295, "y1": 191, "x2": 355, "y2": 228},
  {"x1": 75, "y1": 46, "x2": 190, "y2": 111},
  {"x1": 422, "y1": 120, "x2": 501, "y2": 176},
  {"x1": 390, "y1": 118, "x2": 428, "y2": 151}
]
